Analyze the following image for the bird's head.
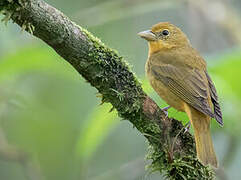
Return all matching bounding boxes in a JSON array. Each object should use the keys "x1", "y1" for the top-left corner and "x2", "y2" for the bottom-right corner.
[{"x1": 138, "y1": 22, "x2": 190, "y2": 53}]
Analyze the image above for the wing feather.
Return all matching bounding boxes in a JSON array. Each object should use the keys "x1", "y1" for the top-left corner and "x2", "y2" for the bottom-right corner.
[
  {"x1": 205, "y1": 71, "x2": 223, "y2": 126},
  {"x1": 151, "y1": 64, "x2": 214, "y2": 118}
]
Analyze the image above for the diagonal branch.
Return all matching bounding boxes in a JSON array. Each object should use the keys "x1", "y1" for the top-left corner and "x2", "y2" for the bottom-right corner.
[{"x1": 0, "y1": 0, "x2": 214, "y2": 179}]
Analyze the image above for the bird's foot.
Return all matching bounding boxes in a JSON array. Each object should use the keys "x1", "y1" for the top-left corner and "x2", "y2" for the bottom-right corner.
[
  {"x1": 161, "y1": 106, "x2": 171, "y2": 118},
  {"x1": 184, "y1": 121, "x2": 191, "y2": 133}
]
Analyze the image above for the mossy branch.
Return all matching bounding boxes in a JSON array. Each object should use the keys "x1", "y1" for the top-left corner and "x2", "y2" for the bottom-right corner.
[{"x1": 0, "y1": 0, "x2": 214, "y2": 179}]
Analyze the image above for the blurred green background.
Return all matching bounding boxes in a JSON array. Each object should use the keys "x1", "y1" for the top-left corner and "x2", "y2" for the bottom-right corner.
[{"x1": 0, "y1": 0, "x2": 241, "y2": 179}]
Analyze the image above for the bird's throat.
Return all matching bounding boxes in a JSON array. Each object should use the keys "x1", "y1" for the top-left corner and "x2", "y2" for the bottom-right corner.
[{"x1": 148, "y1": 41, "x2": 176, "y2": 55}]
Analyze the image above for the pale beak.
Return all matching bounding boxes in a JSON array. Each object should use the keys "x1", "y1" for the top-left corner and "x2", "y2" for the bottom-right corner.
[{"x1": 138, "y1": 30, "x2": 156, "y2": 41}]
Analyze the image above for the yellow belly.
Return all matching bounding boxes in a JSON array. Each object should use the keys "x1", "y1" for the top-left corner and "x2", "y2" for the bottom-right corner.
[{"x1": 148, "y1": 74, "x2": 185, "y2": 112}]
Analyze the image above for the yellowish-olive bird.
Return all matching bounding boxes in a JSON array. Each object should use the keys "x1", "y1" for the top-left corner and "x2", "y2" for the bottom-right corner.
[{"x1": 138, "y1": 22, "x2": 223, "y2": 167}]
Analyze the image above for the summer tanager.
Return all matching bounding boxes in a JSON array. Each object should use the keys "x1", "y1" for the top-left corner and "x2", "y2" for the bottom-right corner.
[{"x1": 138, "y1": 22, "x2": 223, "y2": 167}]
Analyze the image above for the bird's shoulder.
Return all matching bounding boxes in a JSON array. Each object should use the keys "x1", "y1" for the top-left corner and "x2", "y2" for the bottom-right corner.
[{"x1": 148, "y1": 46, "x2": 206, "y2": 70}]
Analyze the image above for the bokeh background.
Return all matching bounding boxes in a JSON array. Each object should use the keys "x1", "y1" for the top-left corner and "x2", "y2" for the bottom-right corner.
[{"x1": 0, "y1": 0, "x2": 241, "y2": 179}]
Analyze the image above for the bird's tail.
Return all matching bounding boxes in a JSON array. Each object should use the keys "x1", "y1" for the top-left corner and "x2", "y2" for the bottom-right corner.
[{"x1": 185, "y1": 105, "x2": 218, "y2": 168}]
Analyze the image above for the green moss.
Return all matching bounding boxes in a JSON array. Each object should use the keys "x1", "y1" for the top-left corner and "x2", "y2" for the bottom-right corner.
[
  {"x1": 147, "y1": 147, "x2": 214, "y2": 180},
  {"x1": 142, "y1": 122, "x2": 161, "y2": 134},
  {"x1": 81, "y1": 33, "x2": 143, "y2": 116},
  {"x1": 0, "y1": 0, "x2": 34, "y2": 33},
  {"x1": 21, "y1": 20, "x2": 35, "y2": 34},
  {"x1": 166, "y1": 157, "x2": 214, "y2": 180}
]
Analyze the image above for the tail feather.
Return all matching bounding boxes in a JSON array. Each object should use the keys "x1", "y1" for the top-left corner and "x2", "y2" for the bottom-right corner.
[
  {"x1": 194, "y1": 128, "x2": 217, "y2": 167},
  {"x1": 185, "y1": 104, "x2": 218, "y2": 167}
]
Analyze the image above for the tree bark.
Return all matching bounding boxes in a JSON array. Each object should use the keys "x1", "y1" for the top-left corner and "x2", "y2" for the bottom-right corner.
[{"x1": 0, "y1": 0, "x2": 214, "y2": 179}]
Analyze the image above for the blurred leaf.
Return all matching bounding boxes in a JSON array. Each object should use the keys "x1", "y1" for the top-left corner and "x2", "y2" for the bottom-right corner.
[
  {"x1": 0, "y1": 45, "x2": 119, "y2": 179},
  {"x1": 0, "y1": 45, "x2": 80, "y2": 82},
  {"x1": 76, "y1": 103, "x2": 118, "y2": 161},
  {"x1": 208, "y1": 50, "x2": 241, "y2": 135},
  {"x1": 209, "y1": 50, "x2": 241, "y2": 99},
  {"x1": 1, "y1": 74, "x2": 83, "y2": 180}
]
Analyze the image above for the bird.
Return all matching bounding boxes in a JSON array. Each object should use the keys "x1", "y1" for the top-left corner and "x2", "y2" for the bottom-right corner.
[{"x1": 138, "y1": 22, "x2": 223, "y2": 168}]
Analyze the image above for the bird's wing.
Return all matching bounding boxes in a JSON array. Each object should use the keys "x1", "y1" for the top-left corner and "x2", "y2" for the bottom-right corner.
[
  {"x1": 205, "y1": 71, "x2": 223, "y2": 126},
  {"x1": 151, "y1": 64, "x2": 215, "y2": 118}
]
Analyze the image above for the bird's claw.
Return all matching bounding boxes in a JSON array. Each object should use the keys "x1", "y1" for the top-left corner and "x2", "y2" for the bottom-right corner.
[
  {"x1": 162, "y1": 106, "x2": 171, "y2": 118},
  {"x1": 184, "y1": 121, "x2": 191, "y2": 133}
]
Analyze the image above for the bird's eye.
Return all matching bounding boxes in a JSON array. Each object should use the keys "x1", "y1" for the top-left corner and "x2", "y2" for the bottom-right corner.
[{"x1": 161, "y1": 29, "x2": 169, "y2": 36}]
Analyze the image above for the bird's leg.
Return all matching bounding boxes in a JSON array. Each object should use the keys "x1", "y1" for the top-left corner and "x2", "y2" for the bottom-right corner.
[
  {"x1": 184, "y1": 121, "x2": 191, "y2": 133},
  {"x1": 161, "y1": 105, "x2": 171, "y2": 118}
]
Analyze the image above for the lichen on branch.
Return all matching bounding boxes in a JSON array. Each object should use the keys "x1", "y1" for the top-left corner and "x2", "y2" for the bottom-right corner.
[{"x1": 0, "y1": 0, "x2": 214, "y2": 179}]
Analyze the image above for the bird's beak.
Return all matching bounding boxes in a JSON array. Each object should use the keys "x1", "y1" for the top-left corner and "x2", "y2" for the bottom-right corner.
[{"x1": 138, "y1": 30, "x2": 156, "y2": 41}]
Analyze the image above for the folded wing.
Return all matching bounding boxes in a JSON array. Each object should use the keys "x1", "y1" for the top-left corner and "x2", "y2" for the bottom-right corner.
[{"x1": 151, "y1": 64, "x2": 215, "y2": 118}]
